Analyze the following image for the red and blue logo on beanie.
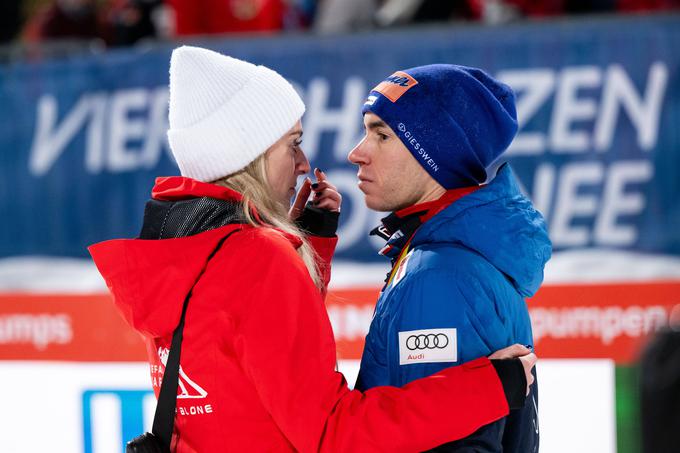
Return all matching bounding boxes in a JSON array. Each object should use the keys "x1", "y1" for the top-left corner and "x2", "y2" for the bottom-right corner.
[
  {"x1": 372, "y1": 71, "x2": 419, "y2": 102},
  {"x1": 362, "y1": 64, "x2": 519, "y2": 190}
]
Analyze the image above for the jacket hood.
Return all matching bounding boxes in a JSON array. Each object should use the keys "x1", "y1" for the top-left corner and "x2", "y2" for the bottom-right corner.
[
  {"x1": 88, "y1": 176, "x2": 252, "y2": 338},
  {"x1": 89, "y1": 176, "x2": 305, "y2": 338},
  {"x1": 413, "y1": 164, "x2": 552, "y2": 297},
  {"x1": 89, "y1": 225, "x2": 241, "y2": 338}
]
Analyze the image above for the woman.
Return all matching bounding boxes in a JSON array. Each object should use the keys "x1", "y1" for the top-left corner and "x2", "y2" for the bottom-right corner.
[{"x1": 90, "y1": 46, "x2": 536, "y2": 452}]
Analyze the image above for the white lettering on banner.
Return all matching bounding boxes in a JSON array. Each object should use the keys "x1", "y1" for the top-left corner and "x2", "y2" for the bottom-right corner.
[
  {"x1": 29, "y1": 94, "x2": 91, "y2": 176},
  {"x1": 143, "y1": 87, "x2": 174, "y2": 169},
  {"x1": 550, "y1": 162, "x2": 604, "y2": 247},
  {"x1": 498, "y1": 62, "x2": 668, "y2": 156},
  {"x1": 527, "y1": 160, "x2": 653, "y2": 248},
  {"x1": 0, "y1": 314, "x2": 72, "y2": 350},
  {"x1": 594, "y1": 161, "x2": 653, "y2": 245},
  {"x1": 549, "y1": 66, "x2": 602, "y2": 153},
  {"x1": 595, "y1": 63, "x2": 668, "y2": 152},
  {"x1": 24, "y1": 63, "x2": 667, "y2": 255},
  {"x1": 108, "y1": 88, "x2": 149, "y2": 171},
  {"x1": 301, "y1": 77, "x2": 366, "y2": 161},
  {"x1": 86, "y1": 92, "x2": 107, "y2": 173},
  {"x1": 29, "y1": 87, "x2": 171, "y2": 176},
  {"x1": 498, "y1": 69, "x2": 555, "y2": 155},
  {"x1": 27, "y1": 63, "x2": 667, "y2": 173},
  {"x1": 531, "y1": 304, "x2": 673, "y2": 345},
  {"x1": 109, "y1": 88, "x2": 169, "y2": 172}
]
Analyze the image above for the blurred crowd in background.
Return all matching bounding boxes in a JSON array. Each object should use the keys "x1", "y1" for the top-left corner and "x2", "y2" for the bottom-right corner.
[{"x1": 1, "y1": 0, "x2": 679, "y2": 50}]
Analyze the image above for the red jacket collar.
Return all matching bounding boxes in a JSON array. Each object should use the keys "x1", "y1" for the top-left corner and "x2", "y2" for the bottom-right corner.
[
  {"x1": 395, "y1": 185, "x2": 481, "y2": 223},
  {"x1": 152, "y1": 176, "x2": 244, "y2": 202},
  {"x1": 150, "y1": 176, "x2": 303, "y2": 248}
]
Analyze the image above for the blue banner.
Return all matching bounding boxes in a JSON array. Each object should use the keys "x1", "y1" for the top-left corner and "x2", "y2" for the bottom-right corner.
[{"x1": 1, "y1": 14, "x2": 679, "y2": 261}]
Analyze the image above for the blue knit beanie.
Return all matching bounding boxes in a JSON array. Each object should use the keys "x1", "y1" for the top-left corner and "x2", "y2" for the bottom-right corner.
[{"x1": 361, "y1": 64, "x2": 518, "y2": 189}]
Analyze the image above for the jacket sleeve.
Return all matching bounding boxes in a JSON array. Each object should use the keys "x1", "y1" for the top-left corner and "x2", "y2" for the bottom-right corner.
[
  {"x1": 382, "y1": 269, "x2": 516, "y2": 452},
  {"x1": 231, "y1": 233, "x2": 509, "y2": 453},
  {"x1": 386, "y1": 269, "x2": 513, "y2": 385},
  {"x1": 355, "y1": 315, "x2": 390, "y2": 390},
  {"x1": 307, "y1": 234, "x2": 337, "y2": 297}
]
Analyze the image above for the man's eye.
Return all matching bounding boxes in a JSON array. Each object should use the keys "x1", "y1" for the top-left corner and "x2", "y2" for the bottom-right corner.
[{"x1": 378, "y1": 133, "x2": 388, "y2": 141}]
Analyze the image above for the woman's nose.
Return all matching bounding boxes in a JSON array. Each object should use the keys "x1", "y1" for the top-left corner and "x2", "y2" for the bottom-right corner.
[{"x1": 297, "y1": 149, "x2": 311, "y2": 174}]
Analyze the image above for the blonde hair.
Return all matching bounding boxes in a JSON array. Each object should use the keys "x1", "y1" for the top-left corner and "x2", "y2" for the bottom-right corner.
[{"x1": 212, "y1": 154, "x2": 322, "y2": 288}]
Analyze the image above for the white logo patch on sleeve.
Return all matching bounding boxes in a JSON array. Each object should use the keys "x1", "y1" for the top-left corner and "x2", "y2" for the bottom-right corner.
[{"x1": 398, "y1": 328, "x2": 457, "y2": 365}]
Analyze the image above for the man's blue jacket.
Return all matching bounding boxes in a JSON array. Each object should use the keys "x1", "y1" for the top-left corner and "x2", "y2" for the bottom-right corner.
[{"x1": 356, "y1": 164, "x2": 552, "y2": 452}]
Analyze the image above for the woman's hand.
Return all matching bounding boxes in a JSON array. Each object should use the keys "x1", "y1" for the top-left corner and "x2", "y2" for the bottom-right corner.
[
  {"x1": 489, "y1": 344, "x2": 537, "y2": 395},
  {"x1": 289, "y1": 168, "x2": 342, "y2": 221},
  {"x1": 310, "y1": 168, "x2": 341, "y2": 212}
]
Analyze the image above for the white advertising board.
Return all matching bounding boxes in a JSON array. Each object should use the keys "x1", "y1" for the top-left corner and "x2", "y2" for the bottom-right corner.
[{"x1": 0, "y1": 359, "x2": 614, "y2": 453}]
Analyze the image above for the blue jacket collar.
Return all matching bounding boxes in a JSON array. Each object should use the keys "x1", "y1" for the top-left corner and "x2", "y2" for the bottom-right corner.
[{"x1": 412, "y1": 163, "x2": 552, "y2": 297}]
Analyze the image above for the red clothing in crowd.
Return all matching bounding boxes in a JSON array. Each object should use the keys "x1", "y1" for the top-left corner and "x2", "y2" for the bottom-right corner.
[{"x1": 169, "y1": 0, "x2": 285, "y2": 35}]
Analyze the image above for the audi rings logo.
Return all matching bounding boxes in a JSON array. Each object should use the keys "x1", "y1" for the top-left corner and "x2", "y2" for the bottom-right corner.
[
  {"x1": 406, "y1": 333, "x2": 449, "y2": 350},
  {"x1": 398, "y1": 328, "x2": 457, "y2": 364}
]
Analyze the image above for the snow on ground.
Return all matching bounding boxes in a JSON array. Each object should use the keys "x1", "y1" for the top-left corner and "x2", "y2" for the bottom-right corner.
[
  {"x1": 543, "y1": 249, "x2": 680, "y2": 283},
  {"x1": 0, "y1": 256, "x2": 108, "y2": 293},
  {"x1": 1, "y1": 249, "x2": 680, "y2": 293}
]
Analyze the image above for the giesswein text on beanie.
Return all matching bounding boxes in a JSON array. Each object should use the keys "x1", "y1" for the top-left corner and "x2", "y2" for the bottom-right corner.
[{"x1": 362, "y1": 64, "x2": 518, "y2": 189}]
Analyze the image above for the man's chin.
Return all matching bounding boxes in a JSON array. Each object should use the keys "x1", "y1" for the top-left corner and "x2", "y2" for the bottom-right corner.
[{"x1": 364, "y1": 195, "x2": 393, "y2": 213}]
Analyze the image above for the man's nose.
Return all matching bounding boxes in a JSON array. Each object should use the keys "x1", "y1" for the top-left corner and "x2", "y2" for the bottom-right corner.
[{"x1": 348, "y1": 140, "x2": 366, "y2": 165}]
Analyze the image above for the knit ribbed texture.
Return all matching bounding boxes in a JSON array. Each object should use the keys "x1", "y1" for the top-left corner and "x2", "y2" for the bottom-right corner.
[
  {"x1": 362, "y1": 64, "x2": 518, "y2": 189},
  {"x1": 167, "y1": 46, "x2": 305, "y2": 182}
]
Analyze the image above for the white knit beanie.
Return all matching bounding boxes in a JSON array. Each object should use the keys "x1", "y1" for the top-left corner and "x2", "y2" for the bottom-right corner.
[{"x1": 167, "y1": 46, "x2": 305, "y2": 182}]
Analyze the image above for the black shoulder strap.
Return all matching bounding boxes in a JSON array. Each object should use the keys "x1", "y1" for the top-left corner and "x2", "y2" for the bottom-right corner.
[{"x1": 151, "y1": 229, "x2": 239, "y2": 452}]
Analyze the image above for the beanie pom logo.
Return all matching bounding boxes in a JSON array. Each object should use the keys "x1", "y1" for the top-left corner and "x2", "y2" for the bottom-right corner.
[{"x1": 373, "y1": 71, "x2": 419, "y2": 103}]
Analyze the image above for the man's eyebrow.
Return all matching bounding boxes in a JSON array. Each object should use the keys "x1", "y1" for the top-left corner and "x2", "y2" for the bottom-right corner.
[
  {"x1": 289, "y1": 129, "x2": 303, "y2": 138},
  {"x1": 366, "y1": 120, "x2": 387, "y2": 130}
]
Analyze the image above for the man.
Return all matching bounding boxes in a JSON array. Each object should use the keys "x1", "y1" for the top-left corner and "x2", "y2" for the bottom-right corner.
[{"x1": 349, "y1": 64, "x2": 552, "y2": 452}]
